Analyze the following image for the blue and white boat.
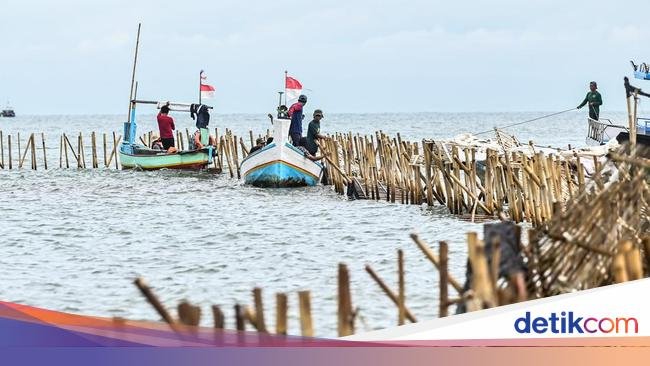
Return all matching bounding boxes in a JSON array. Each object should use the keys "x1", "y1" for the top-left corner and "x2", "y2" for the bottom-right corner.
[{"x1": 240, "y1": 114, "x2": 323, "y2": 187}]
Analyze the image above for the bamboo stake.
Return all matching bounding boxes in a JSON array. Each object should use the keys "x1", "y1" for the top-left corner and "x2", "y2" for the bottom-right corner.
[
  {"x1": 612, "y1": 252, "x2": 629, "y2": 283},
  {"x1": 276, "y1": 293, "x2": 288, "y2": 335},
  {"x1": 364, "y1": 266, "x2": 417, "y2": 322},
  {"x1": 133, "y1": 278, "x2": 179, "y2": 329},
  {"x1": 91, "y1": 132, "x2": 98, "y2": 168},
  {"x1": 31, "y1": 134, "x2": 36, "y2": 170},
  {"x1": 177, "y1": 301, "x2": 201, "y2": 326},
  {"x1": 17, "y1": 133, "x2": 21, "y2": 167},
  {"x1": 103, "y1": 133, "x2": 108, "y2": 167},
  {"x1": 63, "y1": 134, "x2": 70, "y2": 168},
  {"x1": 0, "y1": 131, "x2": 3, "y2": 169},
  {"x1": 7, "y1": 135, "x2": 11, "y2": 169},
  {"x1": 41, "y1": 133, "x2": 47, "y2": 170},
  {"x1": 337, "y1": 263, "x2": 354, "y2": 336},
  {"x1": 106, "y1": 132, "x2": 121, "y2": 169},
  {"x1": 622, "y1": 240, "x2": 643, "y2": 281},
  {"x1": 439, "y1": 241, "x2": 449, "y2": 317},
  {"x1": 233, "y1": 134, "x2": 241, "y2": 179},
  {"x1": 467, "y1": 232, "x2": 497, "y2": 308},
  {"x1": 398, "y1": 249, "x2": 406, "y2": 325},
  {"x1": 253, "y1": 287, "x2": 267, "y2": 333},
  {"x1": 234, "y1": 304, "x2": 246, "y2": 331},
  {"x1": 410, "y1": 233, "x2": 463, "y2": 292},
  {"x1": 298, "y1": 291, "x2": 313, "y2": 337},
  {"x1": 19, "y1": 133, "x2": 31, "y2": 168}
]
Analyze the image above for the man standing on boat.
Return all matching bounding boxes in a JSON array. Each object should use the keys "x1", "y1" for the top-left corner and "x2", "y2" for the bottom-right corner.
[
  {"x1": 288, "y1": 94, "x2": 307, "y2": 146},
  {"x1": 157, "y1": 104, "x2": 176, "y2": 150},
  {"x1": 576, "y1": 81, "x2": 603, "y2": 120},
  {"x1": 306, "y1": 109, "x2": 328, "y2": 155}
]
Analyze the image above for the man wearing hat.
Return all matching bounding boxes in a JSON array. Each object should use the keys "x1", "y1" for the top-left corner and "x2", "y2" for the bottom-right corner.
[
  {"x1": 577, "y1": 81, "x2": 603, "y2": 120},
  {"x1": 249, "y1": 137, "x2": 266, "y2": 154},
  {"x1": 305, "y1": 109, "x2": 328, "y2": 156}
]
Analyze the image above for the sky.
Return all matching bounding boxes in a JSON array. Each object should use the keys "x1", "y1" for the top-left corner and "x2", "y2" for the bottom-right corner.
[{"x1": 0, "y1": 0, "x2": 646, "y2": 114}]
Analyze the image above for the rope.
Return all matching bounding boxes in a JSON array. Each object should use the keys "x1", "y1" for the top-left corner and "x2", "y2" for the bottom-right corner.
[{"x1": 474, "y1": 108, "x2": 577, "y2": 136}]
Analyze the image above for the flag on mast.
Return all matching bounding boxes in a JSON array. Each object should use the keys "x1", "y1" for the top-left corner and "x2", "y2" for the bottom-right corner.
[
  {"x1": 200, "y1": 70, "x2": 215, "y2": 99},
  {"x1": 285, "y1": 74, "x2": 302, "y2": 105}
]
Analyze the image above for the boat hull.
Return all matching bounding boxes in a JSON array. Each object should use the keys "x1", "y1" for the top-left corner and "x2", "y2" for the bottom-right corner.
[
  {"x1": 240, "y1": 141, "x2": 322, "y2": 187},
  {"x1": 119, "y1": 145, "x2": 213, "y2": 170}
]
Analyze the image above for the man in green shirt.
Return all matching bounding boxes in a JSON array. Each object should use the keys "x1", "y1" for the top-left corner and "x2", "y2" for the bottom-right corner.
[
  {"x1": 577, "y1": 81, "x2": 603, "y2": 120},
  {"x1": 305, "y1": 109, "x2": 328, "y2": 155}
]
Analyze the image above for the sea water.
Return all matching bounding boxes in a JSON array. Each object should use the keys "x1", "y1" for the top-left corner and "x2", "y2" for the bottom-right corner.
[{"x1": 0, "y1": 111, "x2": 628, "y2": 336}]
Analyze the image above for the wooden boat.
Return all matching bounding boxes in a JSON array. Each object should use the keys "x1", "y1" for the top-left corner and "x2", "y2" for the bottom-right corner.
[
  {"x1": 119, "y1": 100, "x2": 214, "y2": 170},
  {"x1": 118, "y1": 25, "x2": 214, "y2": 171},
  {"x1": 240, "y1": 115, "x2": 322, "y2": 187},
  {"x1": 1, "y1": 103, "x2": 15, "y2": 117}
]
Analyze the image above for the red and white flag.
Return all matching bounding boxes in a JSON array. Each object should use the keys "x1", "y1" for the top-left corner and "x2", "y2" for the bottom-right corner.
[
  {"x1": 200, "y1": 70, "x2": 215, "y2": 99},
  {"x1": 285, "y1": 75, "x2": 302, "y2": 105}
]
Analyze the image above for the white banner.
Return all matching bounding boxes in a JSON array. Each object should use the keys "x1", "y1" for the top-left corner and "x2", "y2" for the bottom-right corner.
[{"x1": 348, "y1": 279, "x2": 649, "y2": 340}]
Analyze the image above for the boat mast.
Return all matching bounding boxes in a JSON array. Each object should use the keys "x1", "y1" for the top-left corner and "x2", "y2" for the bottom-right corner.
[
  {"x1": 127, "y1": 23, "x2": 141, "y2": 124},
  {"x1": 284, "y1": 70, "x2": 288, "y2": 106},
  {"x1": 198, "y1": 70, "x2": 202, "y2": 105}
]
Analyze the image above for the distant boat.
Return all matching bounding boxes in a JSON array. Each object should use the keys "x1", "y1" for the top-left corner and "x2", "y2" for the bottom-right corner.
[
  {"x1": 1, "y1": 103, "x2": 15, "y2": 117},
  {"x1": 240, "y1": 94, "x2": 323, "y2": 187}
]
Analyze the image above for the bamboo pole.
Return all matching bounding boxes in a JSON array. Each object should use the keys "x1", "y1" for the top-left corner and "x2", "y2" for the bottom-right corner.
[
  {"x1": 17, "y1": 133, "x2": 21, "y2": 167},
  {"x1": 7, "y1": 134, "x2": 11, "y2": 169},
  {"x1": 467, "y1": 232, "x2": 496, "y2": 308},
  {"x1": 177, "y1": 301, "x2": 201, "y2": 326},
  {"x1": 77, "y1": 133, "x2": 83, "y2": 168},
  {"x1": 106, "y1": 132, "x2": 121, "y2": 169},
  {"x1": 398, "y1": 249, "x2": 406, "y2": 325},
  {"x1": 41, "y1": 133, "x2": 47, "y2": 170},
  {"x1": 439, "y1": 241, "x2": 449, "y2": 318},
  {"x1": 91, "y1": 132, "x2": 98, "y2": 168},
  {"x1": 253, "y1": 287, "x2": 267, "y2": 333},
  {"x1": 276, "y1": 293, "x2": 288, "y2": 335},
  {"x1": 410, "y1": 233, "x2": 463, "y2": 292},
  {"x1": 133, "y1": 278, "x2": 178, "y2": 328},
  {"x1": 612, "y1": 252, "x2": 629, "y2": 283},
  {"x1": 0, "y1": 131, "x2": 3, "y2": 169},
  {"x1": 337, "y1": 263, "x2": 354, "y2": 336},
  {"x1": 298, "y1": 291, "x2": 313, "y2": 337},
  {"x1": 364, "y1": 266, "x2": 417, "y2": 322},
  {"x1": 103, "y1": 133, "x2": 108, "y2": 167},
  {"x1": 212, "y1": 305, "x2": 225, "y2": 329},
  {"x1": 63, "y1": 134, "x2": 70, "y2": 168},
  {"x1": 233, "y1": 134, "x2": 241, "y2": 179},
  {"x1": 19, "y1": 133, "x2": 31, "y2": 168},
  {"x1": 234, "y1": 304, "x2": 246, "y2": 331},
  {"x1": 621, "y1": 240, "x2": 643, "y2": 281},
  {"x1": 30, "y1": 134, "x2": 36, "y2": 170}
]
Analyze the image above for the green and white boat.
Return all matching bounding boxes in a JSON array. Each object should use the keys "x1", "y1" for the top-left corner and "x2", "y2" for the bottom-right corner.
[{"x1": 118, "y1": 24, "x2": 214, "y2": 171}]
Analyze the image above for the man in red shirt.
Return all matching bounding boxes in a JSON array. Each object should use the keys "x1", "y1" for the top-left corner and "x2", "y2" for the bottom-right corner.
[{"x1": 157, "y1": 105, "x2": 176, "y2": 150}]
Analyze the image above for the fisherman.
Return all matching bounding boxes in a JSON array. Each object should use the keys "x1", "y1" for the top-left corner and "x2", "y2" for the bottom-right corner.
[
  {"x1": 150, "y1": 133, "x2": 164, "y2": 150},
  {"x1": 305, "y1": 109, "x2": 328, "y2": 155},
  {"x1": 288, "y1": 94, "x2": 307, "y2": 146},
  {"x1": 157, "y1": 104, "x2": 176, "y2": 150},
  {"x1": 190, "y1": 129, "x2": 216, "y2": 150},
  {"x1": 577, "y1": 81, "x2": 603, "y2": 120},
  {"x1": 249, "y1": 137, "x2": 266, "y2": 154}
]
